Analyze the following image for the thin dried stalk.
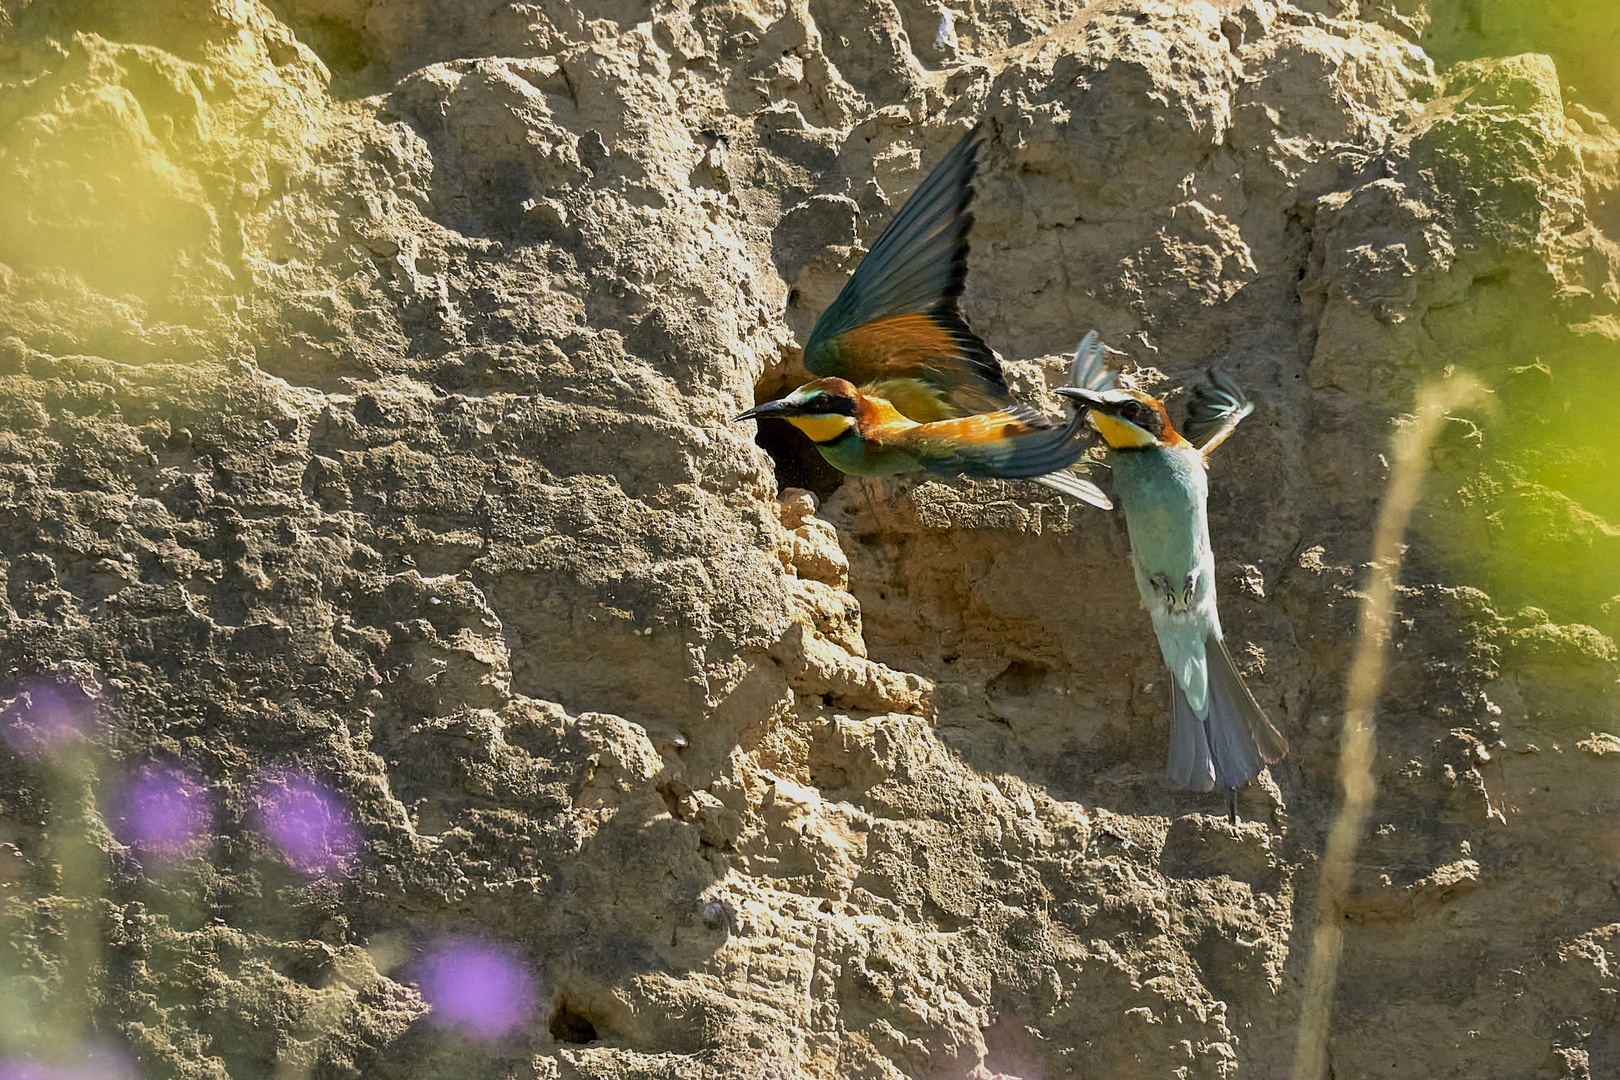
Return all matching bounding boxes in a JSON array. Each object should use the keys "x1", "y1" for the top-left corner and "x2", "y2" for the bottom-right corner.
[{"x1": 1292, "y1": 376, "x2": 1483, "y2": 1079}]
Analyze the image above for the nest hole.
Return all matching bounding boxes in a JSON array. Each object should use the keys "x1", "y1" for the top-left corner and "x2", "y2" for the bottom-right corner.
[
  {"x1": 549, "y1": 998, "x2": 598, "y2": 1044},
  {"x1": 748, "y1": 367, "x2": 848, "y2": 501},
  {"x1": 988, "y1": 659, "x2": 1048, "y2": 698}
]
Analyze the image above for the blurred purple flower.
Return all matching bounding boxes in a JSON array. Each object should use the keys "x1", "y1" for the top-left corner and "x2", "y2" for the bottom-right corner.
[
  {"x1": 254, "y1": 771, "x2": 360, "y2": 877},
  {"x1": 417, "y1": 934, "x2": 540, "y2": 1040},
  {"x1": 0, "y1": 1040, "x2": 136, "y2": 1080},
  {"x1": 110, "y1": 761, "x2": 211, "y2": 859},
  {"x1": 0, "y1": 1061, "x2": 52, "y2": 1080},
  {"x1": 1, "y1": 678, "x2": 95, "y2": 757}
]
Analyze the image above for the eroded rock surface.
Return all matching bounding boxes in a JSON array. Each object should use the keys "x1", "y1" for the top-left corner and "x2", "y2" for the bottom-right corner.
[{"x1": 0, "y1": 1, "x2": 1615, "y2": 1077}]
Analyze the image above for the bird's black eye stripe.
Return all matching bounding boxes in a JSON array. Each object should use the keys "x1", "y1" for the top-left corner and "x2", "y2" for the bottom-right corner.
[
  {"x1": 815, "y1": 393, "x2": 857, "y2": 416},
  {"x1": 1120, "y1": 401, "x2": 1143, "y2": 422}
]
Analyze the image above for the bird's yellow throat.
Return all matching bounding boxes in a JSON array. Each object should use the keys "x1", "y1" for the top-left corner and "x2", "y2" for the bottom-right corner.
[
  {"x1": 1090, "y1": 410, "x2": 1157, "y2": 449},
  {"x1": 787, "y1": 414, "x2": 855, "y2": 443}
]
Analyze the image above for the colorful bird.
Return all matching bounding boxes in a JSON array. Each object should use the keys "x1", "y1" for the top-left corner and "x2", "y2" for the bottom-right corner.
[
  {"x1": 736, "y1": 125, "x2": 1110, "y2": 508},
  {"x1": 1058, "y1": 367, "x2": 1288, "y2": 821}
]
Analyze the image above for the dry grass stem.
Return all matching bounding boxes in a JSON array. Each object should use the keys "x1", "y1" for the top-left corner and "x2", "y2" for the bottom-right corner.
[{"x1": 1292, "y1": 376, "x2": 1485, "y2": 1079}]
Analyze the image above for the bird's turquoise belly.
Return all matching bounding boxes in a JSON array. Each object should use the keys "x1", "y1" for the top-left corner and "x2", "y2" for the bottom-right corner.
[
  {"x1": 1111, "y1": 449, "x2": 1205, "y2": 580},
  {"x1": 816, "y1": 438, "x2": 919, "y2": 477}
]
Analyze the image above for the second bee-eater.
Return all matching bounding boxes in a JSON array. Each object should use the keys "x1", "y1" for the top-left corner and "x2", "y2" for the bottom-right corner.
[
  {"x1": 736, "y1": 123, "x2": 1110, "y2": 508},
  {"x1": 1058, "y1": 369, "x2": 1288, "y2": 820}
]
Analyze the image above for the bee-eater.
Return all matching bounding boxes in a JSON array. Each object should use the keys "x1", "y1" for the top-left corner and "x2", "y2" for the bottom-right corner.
[
  {"x1": 1058, "y1": 370, "x2": 1288, "y2": 821},
  {"x1": 736, "y1": 125, "x2": 1110, "y2": 508}
]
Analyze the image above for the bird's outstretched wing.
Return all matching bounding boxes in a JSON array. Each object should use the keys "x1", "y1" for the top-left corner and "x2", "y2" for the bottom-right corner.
[
  {"x1": 1182, "y1": 368, "x2": 1254, "y2": 456},
  {"x1": 1065, "y1": 330, "x2": 1120, "y2": 403},
  {"x1": 1023, "y1": 330, "x2": 1117, "y2": 509},
  {"x1": 802, "y1": 125, "x2": 1012, "y2": 422}
]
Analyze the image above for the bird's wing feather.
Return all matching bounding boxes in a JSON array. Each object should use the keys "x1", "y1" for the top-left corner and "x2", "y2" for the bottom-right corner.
[
  {"x1": 1067, "y1": 330, "x2": 1119, "y2": 400},
  {"x1": 1030, "y1": 470, "x2": 1112, "y2": 509},
  {"x1": 896, "y1": 404, "x2": 1091, "y2": 479},
  {"x1": 1014, "y1": 329, "x2": 1116, "y2": 508},
  {"x1": 803, "y1": 125, "x2": 1011, "y2": 421},
  {"x1": 1183, "y1": 368, "x2": 1254, "y2": 456}
]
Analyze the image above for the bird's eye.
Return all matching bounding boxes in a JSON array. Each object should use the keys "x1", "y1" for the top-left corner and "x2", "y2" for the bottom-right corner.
[{"x1": 1120, "y1": 402, "x2": 1144, "y2": 423}]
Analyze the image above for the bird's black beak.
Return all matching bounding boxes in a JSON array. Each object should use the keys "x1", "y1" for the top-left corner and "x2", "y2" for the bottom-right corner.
[
  {"x1": 734, "y1": 398, "x2": 800, "y2": 423},
  {"x1": 1055, "y1": 386, "x2": 1111, "y2": 410}
]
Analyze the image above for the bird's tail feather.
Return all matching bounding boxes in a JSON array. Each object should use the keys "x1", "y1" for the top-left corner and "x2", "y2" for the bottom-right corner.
[
  {"x1": 1168, "y1": 680, "x2": 1216, "y2": 791},
  {"x1": 1167, "y1": 635, "x2": 1288, "y2": 793}
]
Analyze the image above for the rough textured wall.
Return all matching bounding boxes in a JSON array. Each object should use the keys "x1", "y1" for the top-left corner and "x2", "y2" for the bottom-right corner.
[{"x1": 0, "y1": 0, "x2": 1615, "y2": 1078}]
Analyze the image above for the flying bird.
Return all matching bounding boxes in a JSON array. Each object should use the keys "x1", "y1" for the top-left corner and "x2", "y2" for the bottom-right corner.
[
  {"x1": 1058, "y1": 367, "x2": 1288, "y2": 821},
  {"x1": 737, "y1": 125, "x2": 1110, "y2": 508}
]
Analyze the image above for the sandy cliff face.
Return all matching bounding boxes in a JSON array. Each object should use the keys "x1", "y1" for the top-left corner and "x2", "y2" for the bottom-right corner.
[{"x1": 0, "y1": 0, "x2": 1615, "y2": 1077}]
